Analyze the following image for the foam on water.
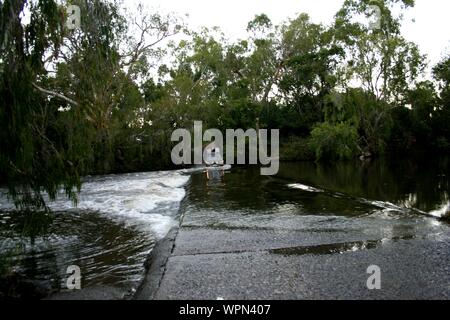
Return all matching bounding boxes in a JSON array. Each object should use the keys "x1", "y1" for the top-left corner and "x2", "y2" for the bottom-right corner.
[
  {"x1": 181, "y1": 164, "x2": 232, "y2": 174},
  {"x1": 288, "y1": 183, "x2": 323, "y2": 193},
  {"x1": 0, "y1": 170, "x2": 190, "y2": 239},
  {"x1": 428, "y1": 202, "x2": 450, "y2": 218}
]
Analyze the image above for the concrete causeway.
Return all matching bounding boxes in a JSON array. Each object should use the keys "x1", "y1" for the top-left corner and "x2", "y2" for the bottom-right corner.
[{"x1": 138, "y1": 213, "x2": 450, "y2": 300}]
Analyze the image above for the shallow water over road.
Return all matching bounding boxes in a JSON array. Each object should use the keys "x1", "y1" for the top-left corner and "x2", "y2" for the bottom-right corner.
[
  {"x1": 155, "y1": 158, "x2": 450, "y2": 299},
  {"x1": 185, "y1": 159, "x2": 450, "y2": 234}
]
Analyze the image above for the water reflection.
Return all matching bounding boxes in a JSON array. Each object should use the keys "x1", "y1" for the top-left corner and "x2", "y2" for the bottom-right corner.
[
  {"x1": 183, "y1": 159, "x2": 450, "y2": 246},
  {"x1": 186, "y1": 158, "x2": 450, "y2": 219},
  {"x1": 269, "y1": 240, "x2": 382, "y2": 256},
  {"x1": 276, "y1": 158, "x2": 450, "y2": 215},
  {"x1": 0, "y1": 210, "x2": 154, "y2": 299}
]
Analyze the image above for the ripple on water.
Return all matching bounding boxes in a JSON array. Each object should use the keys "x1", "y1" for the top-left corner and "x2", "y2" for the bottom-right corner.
[{"x1": 0, "y1": 210, "x2": 155, "y2": 298}]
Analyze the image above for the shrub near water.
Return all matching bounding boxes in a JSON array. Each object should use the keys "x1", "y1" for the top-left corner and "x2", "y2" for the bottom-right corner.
[
  {"x1": 279, "y1": 136, "x2": 315, "y2": 161},
  {"x1": 310, "y1": 122, "x2": 359, "y2": 161}
]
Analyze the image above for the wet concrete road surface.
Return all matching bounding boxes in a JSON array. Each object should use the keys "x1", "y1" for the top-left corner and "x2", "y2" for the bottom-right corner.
[{"x1": 147, "y1": 163, "x2": 450, "y2": 300}]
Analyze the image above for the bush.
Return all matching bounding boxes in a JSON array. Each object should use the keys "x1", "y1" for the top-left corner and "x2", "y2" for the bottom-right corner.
[
  {"x1": 279, "y1": 136, "x2": 315, "y2": 161},
  {"x1": 310, "y1": 122, "x2": 359, "y2": 161}
]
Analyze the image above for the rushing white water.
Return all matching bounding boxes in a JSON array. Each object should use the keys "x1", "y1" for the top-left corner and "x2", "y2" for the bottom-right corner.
[
  {"x1": 428, "y1": 202, "x2": 450, "y2": 218},
  {"x1": 288, "y1": 183, "x2": 323, "y2": 193},
  {"x1": 0, "y1": 170, "x2": 190, "y2": 239}
]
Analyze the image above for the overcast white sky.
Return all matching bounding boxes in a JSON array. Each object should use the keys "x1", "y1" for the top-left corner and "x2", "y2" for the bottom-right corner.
[{"x1": 136, "y1": 0, "x2": 450, "y2": 68}]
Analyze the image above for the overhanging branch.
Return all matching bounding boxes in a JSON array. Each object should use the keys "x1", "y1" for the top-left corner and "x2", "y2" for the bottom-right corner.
[{"x1": 32, "y1": 82, "x2": 79, "y2": 106}]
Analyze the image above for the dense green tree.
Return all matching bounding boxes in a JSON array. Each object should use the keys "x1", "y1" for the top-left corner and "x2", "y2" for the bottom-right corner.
[
  {"x1": 330, "y1": 0, "x2": 424, "y2": 155},
  {"x1": 0, "y1": 0, "x2": 81, "y2": 209},
  {"x1": 278, "y1": 14, "x2": 343, "y2": 134},
  {"x1": 431, "y1": 56, "x2": 450, "y2": 151}
]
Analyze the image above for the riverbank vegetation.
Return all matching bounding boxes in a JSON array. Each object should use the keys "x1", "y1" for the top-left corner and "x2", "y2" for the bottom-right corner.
[{"x1": 1, "y1": 0, "x2": 449, "y2": 209}]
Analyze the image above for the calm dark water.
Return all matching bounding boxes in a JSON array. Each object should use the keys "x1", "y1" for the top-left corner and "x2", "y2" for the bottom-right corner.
[
  {"x1": 0, "y1": 158, "x2": 449, "y2": 299},
  {"x1": 182, "y1": 158, "x2": 450, "y2": 243},
  {"x1": 187, "y1": 158, "x2": 450, "y2": 218}
]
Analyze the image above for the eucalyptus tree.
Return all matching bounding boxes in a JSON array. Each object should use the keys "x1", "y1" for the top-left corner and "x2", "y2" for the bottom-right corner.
[
  {"x1": 153, "y1": 26, "x2": 258, "y2": 132},
  {"x1": 332, "y1": 0, "x2": 424, "y2": 154},
  {"x1": 334, "y1": 0, "x2": 423, "y2": 102},
  {"x1": 233, "y1": 14, "x2": 343, "y2": 133},
  {"x1": 277, "y1": 14, "x2": 344, "y2": 134}
]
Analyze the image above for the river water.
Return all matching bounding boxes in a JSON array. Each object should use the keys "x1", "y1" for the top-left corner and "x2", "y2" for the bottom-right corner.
[
  {"x1": 0, "y1": 170, "x2": 189, "y2": 298},
  {"x1": 0, "y1": 158, "x2": 449, "y2": 299}
]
